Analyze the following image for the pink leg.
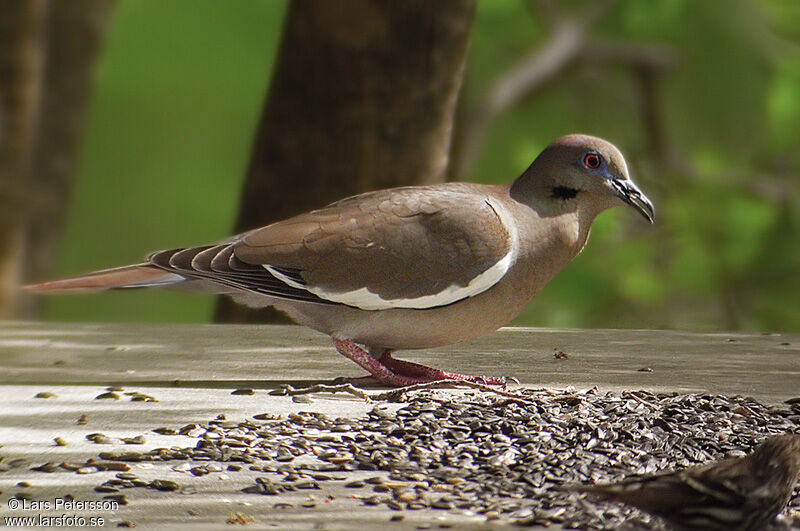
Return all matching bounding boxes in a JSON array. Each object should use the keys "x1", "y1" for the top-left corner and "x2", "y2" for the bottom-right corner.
[
  {"x1": 332, "y1": 339, "x2": 507, "y2": 387},
  {"x1": 376, "y1": 351, "x2": 507, "y2": 385},
  {"x1": 332, "y1": 339, "x2": 431, "y2": 386}
]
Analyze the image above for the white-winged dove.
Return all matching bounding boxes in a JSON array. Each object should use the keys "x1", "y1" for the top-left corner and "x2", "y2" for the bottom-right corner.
[{"x1": 26, "y1": 134, "x2": 654, "y2": 386}]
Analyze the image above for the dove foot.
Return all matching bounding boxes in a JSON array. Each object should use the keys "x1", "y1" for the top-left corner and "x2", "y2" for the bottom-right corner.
[{"x1": 332, "y1": 338, "x2": 508, "y2": 387}]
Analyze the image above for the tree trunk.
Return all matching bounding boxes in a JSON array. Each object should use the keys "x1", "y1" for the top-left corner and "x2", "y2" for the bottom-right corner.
[
  {"x1": 0, "y1": 0, "x2": 45, "y2": 318},
  {"x1": 0, "y1": 0, "x2": 113, "y2": 318},
  {"x1": 25, "y1": 0, "x2": 115, "y2": 294},
  {"x1": 216, "y1": 0, "x2": 476, "y2": 323}
]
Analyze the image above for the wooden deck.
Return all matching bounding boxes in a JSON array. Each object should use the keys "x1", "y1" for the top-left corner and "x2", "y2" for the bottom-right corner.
[{"x1": 0, "y1": 322, "x2": 797, "y2": 528}]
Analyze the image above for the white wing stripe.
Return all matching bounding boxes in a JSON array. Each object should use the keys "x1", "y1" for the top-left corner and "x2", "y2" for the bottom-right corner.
[{"x1": 264, "y1": 266, "x2": 307, "y2": 291}]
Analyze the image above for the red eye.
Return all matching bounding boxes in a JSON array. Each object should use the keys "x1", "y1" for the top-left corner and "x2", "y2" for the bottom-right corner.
[{"x1": 583, "y1": 153, "x2": 602, "y2": 169}]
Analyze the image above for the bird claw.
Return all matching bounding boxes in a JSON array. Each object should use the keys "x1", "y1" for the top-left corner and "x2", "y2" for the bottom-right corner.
[{"x1": 471, "y1": 375, "x2": 520, "y2": 387}]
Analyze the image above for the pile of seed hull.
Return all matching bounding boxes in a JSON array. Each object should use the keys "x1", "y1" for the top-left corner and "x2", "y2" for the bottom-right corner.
[{"x1": 91, "y1": 387, "x2": 800, "y2": 529}]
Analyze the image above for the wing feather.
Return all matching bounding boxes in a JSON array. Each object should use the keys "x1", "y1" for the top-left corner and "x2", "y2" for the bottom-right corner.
[{"x1": 145, "y1": 184, "x2": 515, "y2": 310}]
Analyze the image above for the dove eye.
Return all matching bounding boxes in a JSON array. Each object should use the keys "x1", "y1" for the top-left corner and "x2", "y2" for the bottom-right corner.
[{"x1": 582, "y1": 153, "x2": 602, "y2": 170}]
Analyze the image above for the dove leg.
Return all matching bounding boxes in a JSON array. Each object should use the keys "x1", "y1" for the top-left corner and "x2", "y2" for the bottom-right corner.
[
  {"x1": 332, "y1": 339, "x2": 427, "y2": 386},
  {"x1": 332, "y1": 339, "x2": 506, "y2": 387},
  {"x1": 375, "y1": 350, "x2": 507, "y2": 385}
]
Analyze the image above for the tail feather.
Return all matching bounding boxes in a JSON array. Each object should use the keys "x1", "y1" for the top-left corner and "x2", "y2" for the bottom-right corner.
[{"x1": 24, "y1": 264, "x2": 184, "y2": 294}]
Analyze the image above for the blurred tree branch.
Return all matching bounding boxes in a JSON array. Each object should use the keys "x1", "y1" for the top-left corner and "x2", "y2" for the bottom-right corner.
[{"x1": 449, "y1": 2, "x2": 677, "y2": 179}]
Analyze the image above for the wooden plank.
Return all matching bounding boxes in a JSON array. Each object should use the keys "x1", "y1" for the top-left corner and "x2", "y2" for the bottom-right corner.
[
  {"x1": 0, "y1": 322, "x2": 797, "y2": 402},
  {"x1": 0, "y1": 322, "x2": 797, "y2": 528}
]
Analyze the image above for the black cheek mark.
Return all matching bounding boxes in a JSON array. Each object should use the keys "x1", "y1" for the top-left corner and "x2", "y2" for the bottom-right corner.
[{"x1": 551, "y1": 186, "x2": 580, "y2": 200}]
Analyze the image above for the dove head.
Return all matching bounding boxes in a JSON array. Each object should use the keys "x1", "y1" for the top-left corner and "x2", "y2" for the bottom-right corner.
[{"x1": 511, "y1": 134, "x2": 654, "y2": 222}]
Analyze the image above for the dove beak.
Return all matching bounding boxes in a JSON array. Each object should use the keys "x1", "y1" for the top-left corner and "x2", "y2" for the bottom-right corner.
[{"x1": 609, "y1": 178, "x2": 655, "y2": 223}]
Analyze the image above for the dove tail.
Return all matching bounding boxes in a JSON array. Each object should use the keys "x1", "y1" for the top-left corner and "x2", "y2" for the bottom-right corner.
[{"x1": 24, "y1": 264, "x2": 184, "y2": 294}]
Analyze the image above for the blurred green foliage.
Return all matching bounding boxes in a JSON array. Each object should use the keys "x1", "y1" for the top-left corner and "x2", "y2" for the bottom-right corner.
[{"x1": 45, "y1": 0, "x2": 800, "y2": 331}]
